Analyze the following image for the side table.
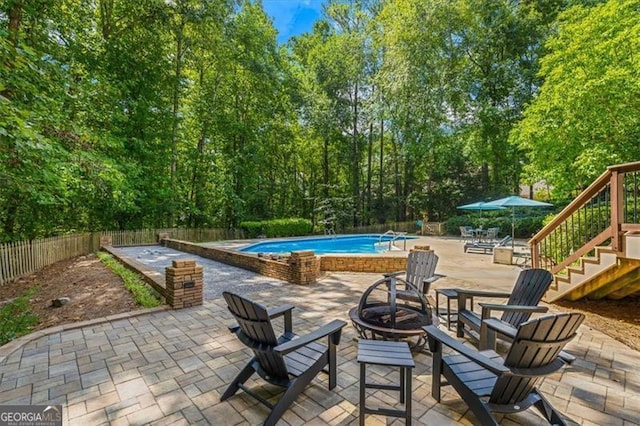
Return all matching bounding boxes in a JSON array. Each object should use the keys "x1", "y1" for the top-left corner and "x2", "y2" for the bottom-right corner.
[
  {"x1": 434, "y1": 288, "x2": 473, "y2": 331},
  {"x1": 357, "y1": 339, "x2": 415, "y2": 425}
]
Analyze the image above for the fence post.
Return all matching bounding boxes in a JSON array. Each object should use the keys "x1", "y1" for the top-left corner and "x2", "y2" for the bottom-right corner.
[{"x1": 610, "y1": 171, "x2": 624, "y2": 251}]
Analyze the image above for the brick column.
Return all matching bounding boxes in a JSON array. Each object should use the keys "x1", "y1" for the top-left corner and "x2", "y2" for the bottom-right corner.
[
  {"x1": 289, "y1": 251, "x2": 319, "y2": 285},
  {"x1": 165, "y1": 259, "x2": 203, "y2": 309}
]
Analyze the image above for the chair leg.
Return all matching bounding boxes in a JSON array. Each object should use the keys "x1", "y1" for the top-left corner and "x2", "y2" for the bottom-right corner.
[
  {"x1": 532, "y1": 389, "x2": 568, "y2": 426},
  {"x1": 263, "y1": 368, "x2": 319, "y2": 426},
  {"x1": 443, "y1": 364, "x2": 499, "y2": 426},
  {"x1": 431, "y1": 340, "x2": 442, "y2": 402},
  {"x1": 220, "y1": 360, "x2": 256, "y2": 401}
]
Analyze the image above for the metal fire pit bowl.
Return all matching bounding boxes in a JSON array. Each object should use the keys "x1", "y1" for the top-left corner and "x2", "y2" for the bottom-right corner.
[{"x1": 349, "y1": 275, "x2": 434, "y2": 351}]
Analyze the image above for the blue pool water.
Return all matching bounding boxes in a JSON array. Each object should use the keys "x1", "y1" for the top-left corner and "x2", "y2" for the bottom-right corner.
[{"x1": 239, "y1": 234, "x2": 415, "y2": 255}]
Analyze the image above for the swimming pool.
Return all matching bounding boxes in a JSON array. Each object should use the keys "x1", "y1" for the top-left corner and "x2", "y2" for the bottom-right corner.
[{"x1": 238, "y1": 234, "x2": 416, "y2": 255}]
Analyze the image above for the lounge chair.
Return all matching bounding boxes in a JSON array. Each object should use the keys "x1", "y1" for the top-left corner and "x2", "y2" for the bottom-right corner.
[
  {"x1": 464, "y1": 235, "x2": 511, "y2": 254},
  {"x1": 385, "y1": 249, "x2": 444, "y2": 296},
  {"x1": 456, "y1": 268, "x2": 553, "y2": 350},
  {"x1": 424, "y1": 312, "x2": 585, "y2": 425},
  {"x1": 220, "y1": 291, "x2": 346, "y2": 426}
]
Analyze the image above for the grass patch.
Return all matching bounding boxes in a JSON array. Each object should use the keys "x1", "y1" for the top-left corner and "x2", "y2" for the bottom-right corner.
[
  {"x1": 97, "y1": 252, "x2": 162, "y2": 308},
  {"x1": 0, "y1": 287, "x2": 39, "y2": 346}
]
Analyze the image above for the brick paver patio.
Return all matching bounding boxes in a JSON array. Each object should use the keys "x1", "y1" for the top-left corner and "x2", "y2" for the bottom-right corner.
[{"x1": 1, "y1": 237, "x2": 639, "y2": 425}]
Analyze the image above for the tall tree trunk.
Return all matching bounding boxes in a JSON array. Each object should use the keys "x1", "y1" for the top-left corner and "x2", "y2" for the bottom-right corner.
[
  {"x1": 351, "y1": 81, "x2": 360, "y2": 227},
  {"x1": 323, "y1": 134, "x2": 330, "y2": 199},
  {"x1": 365, "y1": 121, "x2": 373, "y2": 225},
  {"x1": 391, "y1": 133, "x2": 401, "y2": 222},
  {"x1": 169, "y1": 21, "x2": 185, "y2": 226},
  {"x1": 377, "y1": 118, "x2": 384, "y2": 224}
]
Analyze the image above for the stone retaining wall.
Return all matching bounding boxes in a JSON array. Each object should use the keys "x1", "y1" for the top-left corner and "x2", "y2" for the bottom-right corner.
[
  {"x1": 320, "y1": 255, "x2": 408, "y2": 273},
  {"x1": 162, "y1": 239, "x2": 319, "y2": 285}
]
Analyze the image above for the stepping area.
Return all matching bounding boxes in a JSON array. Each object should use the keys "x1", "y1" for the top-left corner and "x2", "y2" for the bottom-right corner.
[{"x1": 0, "y1": 237, "x2": 638, "y2": 425}]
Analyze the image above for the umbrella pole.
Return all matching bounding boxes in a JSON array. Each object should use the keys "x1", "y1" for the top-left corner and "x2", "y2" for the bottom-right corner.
[{"x1": 511, "y1": 207, "x2": 515, "y2": 248}]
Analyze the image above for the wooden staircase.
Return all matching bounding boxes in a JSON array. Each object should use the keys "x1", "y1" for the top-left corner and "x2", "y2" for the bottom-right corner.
[
  {"x1": 543, "y1": 246, "x2": 640, "y2": 302},
  {"x1": 529, "y1": 161, "x2": 640, "y2": 302}
]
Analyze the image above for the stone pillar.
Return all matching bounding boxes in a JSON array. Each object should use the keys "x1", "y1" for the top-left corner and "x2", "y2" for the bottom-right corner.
[
  {"x1": 99, "y1": 235, "x2": 113, "y2": 247},
  {"x1": 165, "y1": 259, "x2": 203, "y2": 309},
  {"x1": 157, "y1": 232, "x2": 170, "y2": 244},
  {"x1": 289, "y1": 251, "x2": 319, "y2": 285}
]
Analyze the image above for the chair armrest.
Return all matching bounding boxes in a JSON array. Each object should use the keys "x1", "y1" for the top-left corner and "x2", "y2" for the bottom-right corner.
[
  {"x1": 424, "y1": 274, "x2": 445, "y2": 284},
  {"x1": 457, "y1": 290, "x2": 510, "y2": 312},
  {"x1": 479, "y1": 303, "x2": 548, "y2": 319},
  {"x1": 423, "y1": 325, "x2": 509, "y2": 375},
  {"x1": 268, "y1": 304, "x2": 295, "y2": 334},
  {"x1": 274, "y1": 320, "x2": 346, "y2": 355},
  {"x1": 457, "y1": 290, "x2": 512, "y2": 298},
  {"x1": 384, "y1": 270, "x2": 406, "y2": 278}
]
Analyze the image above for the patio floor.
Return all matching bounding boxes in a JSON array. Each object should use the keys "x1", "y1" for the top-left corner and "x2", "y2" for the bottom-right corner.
[{"x1": 0, "y1": 237, "x2": 638, "y2": 425}]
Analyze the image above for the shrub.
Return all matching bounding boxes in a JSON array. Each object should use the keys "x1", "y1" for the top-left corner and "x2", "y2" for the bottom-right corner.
[
  {"x1": 445, "y1": 213, "x2": 547, "y2": 239},
  {"x1": 97, "y1": 252, "x2": 162, "y2": 308},
  {"x1": 0, "y1": 288, "x2": 39, "y2": 346},
  {"x1": 240, "y1": 218, "x2": 312, "y2": 238}
]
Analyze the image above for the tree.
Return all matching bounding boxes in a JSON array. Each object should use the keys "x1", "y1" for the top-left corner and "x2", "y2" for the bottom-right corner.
[{"x1": 512, "y1": 0, "x2": 640, "y2": 197}]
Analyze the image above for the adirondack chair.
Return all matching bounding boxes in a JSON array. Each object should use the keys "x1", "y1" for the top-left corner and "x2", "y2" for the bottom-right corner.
[
  {"x1": 385, "y1": 249, "x2": 444, "y2": 296},
  {"x1": 221, "y1": 291, "x2": 346, "y2": 426},
  {"x1": 456, "y1": 268, "x2": 553, "y2": 350},
  {"x1": 424, "y1": 312, "x2": 585, "y2": 425}
]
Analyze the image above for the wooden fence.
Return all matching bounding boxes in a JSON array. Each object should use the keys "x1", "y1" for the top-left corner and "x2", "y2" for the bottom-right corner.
[{"x1": 0, "y1": 228, "x2": 243, "y2": 286}]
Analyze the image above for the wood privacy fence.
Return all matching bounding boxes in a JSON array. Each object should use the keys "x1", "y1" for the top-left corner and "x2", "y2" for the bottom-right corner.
[{"x1": 0, "y1": 228, "x2": 242, "y2": 286}]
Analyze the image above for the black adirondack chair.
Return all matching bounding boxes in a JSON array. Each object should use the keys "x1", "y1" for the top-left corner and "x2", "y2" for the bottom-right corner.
[
  {"x1": 386, "y1": 249, "x2": 444, "y2": 297},
  {"x1": 220, "y1": 291, "x2": 346, "y2": 426},
  {"x1": 425, "y1": 312, "x2": 585, "y2": 425},
  {"x1": 456, "y1": 268, "x2": 553, "y2": 350}
]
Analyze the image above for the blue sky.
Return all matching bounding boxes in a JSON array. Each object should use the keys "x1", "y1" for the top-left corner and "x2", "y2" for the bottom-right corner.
[{"x1": 262, "y1": 0, "x2": 326, "y2": 44}]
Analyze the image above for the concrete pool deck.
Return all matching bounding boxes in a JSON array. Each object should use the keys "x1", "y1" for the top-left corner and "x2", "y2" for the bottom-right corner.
[{"x1": 0, "y1": 236, "x2": 638, "y2": 425}]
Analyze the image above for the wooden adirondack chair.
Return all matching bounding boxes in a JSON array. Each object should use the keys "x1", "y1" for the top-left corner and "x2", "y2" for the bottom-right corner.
[
  {"x1": 425, "y1": 312, "x2": 585, "y2": 425},
  {"x1": 386, "y1": 249, "x2": 444, "y2": 296},
  {"x1": 221, "y1": 291, "x2": 346, "y2": 426},
  {"x1": 456, "y1": 268, "x2": 553, "y2": 350}
]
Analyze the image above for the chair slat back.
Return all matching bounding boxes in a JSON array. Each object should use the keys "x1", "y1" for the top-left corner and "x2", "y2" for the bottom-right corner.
[
  {"x1": 502, "y1": 268, "x2": 553, "y2": 326},
  {"x1": 405, "y1": 250, "x2": 438, "y2": 294},
  {"x1": 491, "y1": 313, "x2": 584, "y2": 404},
  {"x1": 223, "y1": 291, "x2": 289, "y2": 379}
]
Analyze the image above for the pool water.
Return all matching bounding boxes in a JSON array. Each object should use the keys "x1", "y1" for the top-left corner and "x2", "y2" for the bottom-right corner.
[{"x1": 239, "y1": 234, "x2": 415, "y2": 255}]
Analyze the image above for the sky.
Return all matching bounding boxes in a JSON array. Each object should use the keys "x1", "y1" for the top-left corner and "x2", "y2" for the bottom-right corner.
[{"x1": 261, "y1": 0, "x2": 326, "y2": 44}]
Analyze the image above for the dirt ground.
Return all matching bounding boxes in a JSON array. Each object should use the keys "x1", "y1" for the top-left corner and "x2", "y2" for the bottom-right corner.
[
  {"x1": 0, "y1": 254, "x2": 138, "y2": 331},
  {"x1": 1, "y1": 255, "x2": 639, "y2": 352}
]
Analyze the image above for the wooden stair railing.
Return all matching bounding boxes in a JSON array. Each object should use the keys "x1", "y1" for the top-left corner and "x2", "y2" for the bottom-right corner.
[{"x1": 529, "y1": 161, "x2": 640, "y2": 276}]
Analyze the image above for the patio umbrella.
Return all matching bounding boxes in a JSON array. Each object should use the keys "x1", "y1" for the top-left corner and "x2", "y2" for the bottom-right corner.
[
  {"x1": 484, "y1": 196, "x2": 553, "y2": 247},
  {"x1": 457, "y1": 201, "x2": 506, "y2": 216}
]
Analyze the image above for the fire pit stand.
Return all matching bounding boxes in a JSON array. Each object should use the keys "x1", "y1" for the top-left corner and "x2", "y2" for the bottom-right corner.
[{"x1": 349, "y1": 275, "x2": 434, "y2": 351}]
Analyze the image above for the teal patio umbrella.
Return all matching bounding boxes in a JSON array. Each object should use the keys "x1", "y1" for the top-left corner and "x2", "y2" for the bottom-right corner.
[
  {"x1": 457, "y1": 201, "x2": 506, "y2": 216},
  {"x1": 484, "y1": 196, "x2": 553, "y2": 247}
]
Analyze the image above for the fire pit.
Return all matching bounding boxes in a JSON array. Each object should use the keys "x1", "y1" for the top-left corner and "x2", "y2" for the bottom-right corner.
[{"x1": 349, "y1": 275, "x2": 434, "y2": 351}]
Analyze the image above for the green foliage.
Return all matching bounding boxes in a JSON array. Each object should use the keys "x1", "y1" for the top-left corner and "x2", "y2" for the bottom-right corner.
[
  {"x1": 445, "y1": 212, "x2": 547, "y2": 239},
  {"x1": 97, "y1": 252, "x2": 161, "y2": 308},
  {"x1": 512, "y1": 0, "x2": 640, "y2": 197},
  {"x1": 0, "y1": 288, "x2": 39, "y2": 346},
  {"x1": 240, "y1": 218, "x2": 313, "y2": 238},
  {"x1": 1, "y1": 0, "x2": 626, "y2": 241}
]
